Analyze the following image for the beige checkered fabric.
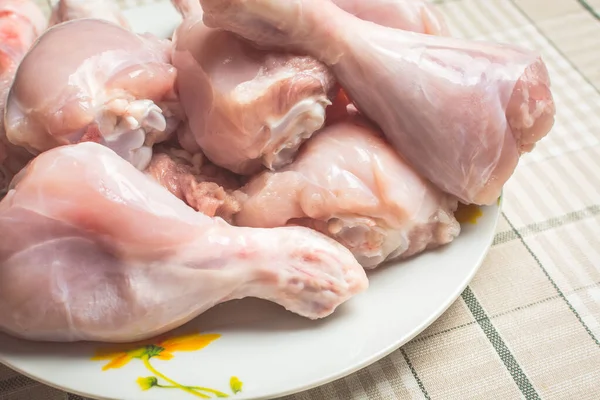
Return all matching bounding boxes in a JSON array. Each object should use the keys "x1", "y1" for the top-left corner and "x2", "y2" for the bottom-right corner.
[{"x1": 2, "y1": 0, "x2": 600, "y2": 399}]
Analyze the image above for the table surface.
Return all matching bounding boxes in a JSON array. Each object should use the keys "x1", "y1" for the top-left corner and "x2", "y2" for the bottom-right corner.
[{"x1": 2, "y1": 0, "x2": 600, "y2": 399}]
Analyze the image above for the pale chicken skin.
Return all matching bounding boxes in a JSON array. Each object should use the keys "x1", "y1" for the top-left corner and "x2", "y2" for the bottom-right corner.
[
  {"x1": 0, "y1": 142, "x2": 368, "y2": 343},
  {"x1": 49, "y1": 0, "x2": 130, "y2": 28},
  {"x1": 332, "y1": 0, "x2": 449, "y2": 35},
  {"x1": 235, "y1": 117, "x2": 460, "y2": 268},
  {"x1": 198, "y1": 0, "x2": 556, "y2": 205},
  {"x1": 172, "y1": 0, "x2": 336, "y2": 175},
  {"x1": 0, "y1": 0, "x2": 46, "y2": 196},
  {"x1": 5, "y1": 19, "x2": 182, "y2": 170}
]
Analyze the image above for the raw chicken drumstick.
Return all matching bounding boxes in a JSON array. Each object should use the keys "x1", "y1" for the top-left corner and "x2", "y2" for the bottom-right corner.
[
  {"x1": 49, "y1": 0, "x2": 130, "y2": 28},
  {"x1": 172, "y1": 0, "x2": 336, "y2": 174},
  {"x1": 5, "y1": 19, "x2": 181, "y2": 170},
  {"x1": 327, "y1": 0, "x2": 449, "y2": 122},
  {"x1": 0, "y1": 142, "x2": 368, "y2": 343},
  {"x1": 0, "y1": 0, "x2": 46, "y2": 196},
  {"x1": 332, "y1": 0, "x2": 449, "y2": 35},
  {"x1": 198, "y1": 0, "x2": 556, "y2": 205},
  {"x1": 235, "y1": 116, "x2": 460, "y2": 268}
]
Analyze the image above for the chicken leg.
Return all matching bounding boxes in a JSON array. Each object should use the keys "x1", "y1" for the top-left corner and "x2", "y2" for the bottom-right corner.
[
  {"x1": 198, "y1": 0, "x2": 556, "y2": 205},
  {"x1": 5, "y1": 19, "x2": 181, "y2": 171},
  {"x1": 0, "y1": 142, "x2": 367, "y2": 343},
  {"x1": 327, "y1": 0, "x2": 450, "y2": 122},
  {"x1": 172, "y1": 0, "x2": 336, "y2": 174},
  {"x1": 235, "y1": 116, "x2": 460, "y2": 268}
]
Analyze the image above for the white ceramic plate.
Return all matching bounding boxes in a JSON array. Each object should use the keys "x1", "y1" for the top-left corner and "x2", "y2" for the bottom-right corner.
[{"x1": 0, "y1": 5, "x2": 502, "y2": 400}]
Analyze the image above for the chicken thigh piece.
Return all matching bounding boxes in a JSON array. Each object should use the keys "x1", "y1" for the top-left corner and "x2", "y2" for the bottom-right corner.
[
  {"x1": 332, "y1": 0, "x2": 449, "y2": 35},
  {"x1": 0, "y1": 0, "x2": 46, "y2": 196},
  {"x1": 172, "y1": 0, "x2": 335, "y2": 174},
  {"x1": 5, "y1": 19, "x2": 181, "y2": 170},
  {"x1": 0, "y1": 142, "x2": 368, "y2": 343},
  {"x1": 235, "y1": 117, "x2": 460, "y2": 268},
  {"x1": 49, "y1": 0, "x2": 130, "y2": 28},
  {"x1": 198, "y1": 0, "x2": 556, "y2": 205}
]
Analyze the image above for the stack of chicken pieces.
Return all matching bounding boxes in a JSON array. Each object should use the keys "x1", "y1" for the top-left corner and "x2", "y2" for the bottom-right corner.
[{"x1": 0, "y1": 0, "x2": 555, "y2": 343}]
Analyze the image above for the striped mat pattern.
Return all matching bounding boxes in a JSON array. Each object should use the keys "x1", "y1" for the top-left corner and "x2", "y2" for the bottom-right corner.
[{"x1": 2, "y1": 0, "x2": 600, "y2": 399}]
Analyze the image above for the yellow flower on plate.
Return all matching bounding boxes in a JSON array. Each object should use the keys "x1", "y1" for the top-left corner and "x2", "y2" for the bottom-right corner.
[
  {"x1": 91, "y1": 346, "x2": 146, "y2": 371},
  {"x1": 92, "y1": 332, "x2": 237, "y2": 398},
  {"x1": 230, "y1": 377, "x2": 243, "y2": 394},
  {"x1": 91, "y1": 332, "x2": 221, "y2": 371},
  {"x1": 454, "y1": 203, "x2": 483, "y2": 225},
  {"x1": 157, "y1": 333, "x2": 221, "y2": 360},
  {"x1": 137, "y1": 376, "x2": 158, "y2": 391}
]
